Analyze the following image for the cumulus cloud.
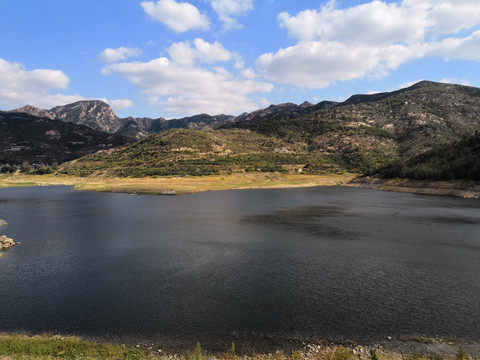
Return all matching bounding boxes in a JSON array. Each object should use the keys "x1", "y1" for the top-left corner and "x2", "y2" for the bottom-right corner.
[
  {"x1": 439, "y1": 78, "x2": 471, "y2": 86},
  {"x1": 167, "y1": 38, "x2": 233, "y2": 66},
  {"x1": 98, "y1": 47, "x2": 142, "y2": 63},
  {"x1": 278, "y1": 1, "x2": 427, "y2": 45},
  {"x1": 427, "y1": 30, "x2": 480, "y2": 60},
  {"x1": 399, "y1": 79, "x2": 425, "y2": 89},
  {"x1": 141, "y1": 0, "x2": 209, "y2": 33},
  {"x1": 241, "y1": 68, "x2": 256, "y2": 79},
  {"x1": 258, "y1": 0, "x2": 480, "y2": 88},
  {"x1": 278, "y1": 0, "x2": 480, "y2": 44},
  {"x1": 418, "y1": 0, "x2": 480, "y2": 36},
  {"x1": 257, "y1": 41, "x2": 425, "y2": 88},
  {"x1": 101, "y1": 39, "x2": 273, "y2": 115},
  {"x1": 0, "y1": 58, "x2": 85, "y2": 109},
  {"x1": 109, "y1": 99, "x2": 134, "y2": 109},
  {"x1": 208, "y1": 0, "x2": 253, "y2": 29}
]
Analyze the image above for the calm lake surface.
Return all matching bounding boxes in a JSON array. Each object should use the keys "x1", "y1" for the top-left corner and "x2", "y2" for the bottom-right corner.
[{"x1": 1, "y1": 186, "x2": 480, "y2": 344}]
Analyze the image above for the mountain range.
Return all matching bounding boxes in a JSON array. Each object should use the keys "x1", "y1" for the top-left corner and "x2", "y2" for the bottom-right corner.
[
  {"x1": 3, "y1": 80, "x2": 480, "y2": 181},
  {"x1": 11, "y1": 101, "x2": 235, "y2": 139},
  {"x1": 0, "y1": 111, "x2": 130, "y2": 166}
]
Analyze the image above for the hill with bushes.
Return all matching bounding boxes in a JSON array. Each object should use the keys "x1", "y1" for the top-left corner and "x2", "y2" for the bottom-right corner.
[{"x1": 60, "y1": 81, "x2": 480, "y2": 180}]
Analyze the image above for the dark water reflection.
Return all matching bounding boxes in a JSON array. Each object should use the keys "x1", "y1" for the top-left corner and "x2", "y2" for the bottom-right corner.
[{"x1": 0, "y1": 186, "x2": 479, "y2": 343}]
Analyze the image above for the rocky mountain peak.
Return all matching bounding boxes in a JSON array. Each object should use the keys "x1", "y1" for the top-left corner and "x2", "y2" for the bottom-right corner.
[
  {"x1": 10, "y1": 105, "x2": 55, "y2": 120},
  {"x1": 50, "y1": 100, "x2": 123, "y2": 133},
  {"x1": 50, "y1": 100, "x2": 117, "y2": 121},
  {"x1": 231, "y1": 102, "x2": 312, "y2": 125},
  {"x1": 300, "y1": 101, "x2": 314, "y2": 108}
]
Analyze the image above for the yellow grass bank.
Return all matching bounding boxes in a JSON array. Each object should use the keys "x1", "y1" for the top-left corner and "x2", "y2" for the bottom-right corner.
[{"x1": 0, "y1": 173, "x2": 356, "y2": 195}]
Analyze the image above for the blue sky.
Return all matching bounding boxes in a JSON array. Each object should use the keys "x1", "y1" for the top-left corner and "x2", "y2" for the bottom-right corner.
[{"x1": 1, "y1": 0, "x2": 480, "y2": 119}]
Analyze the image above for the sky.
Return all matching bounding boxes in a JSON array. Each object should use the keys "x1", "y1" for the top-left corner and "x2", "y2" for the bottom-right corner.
[{"x1": 1, "y1": 0, "x2": 480, "y2": 119}]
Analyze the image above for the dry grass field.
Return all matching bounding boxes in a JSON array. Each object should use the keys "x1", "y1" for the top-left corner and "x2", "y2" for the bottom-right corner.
[{"x1": 0, "y1": 173, "x2": 356, "y2": 195}]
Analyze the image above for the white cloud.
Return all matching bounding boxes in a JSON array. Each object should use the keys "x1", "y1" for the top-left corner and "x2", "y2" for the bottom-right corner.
[
  {"x1": 167, "y1": 38, "x2": 233, "y2": 66},
  {"x1": 278, "y1": 0, "x2": 480, "y2": 44},
  {"x1": 414, "y1": 0, "x2": 480, "y2": 36},
  {"x1": 98, "y1": 47, "x2": 142, "y2": 63},
  {"x1": 101, "y1": 40, "x2": 273, "y2": 115},
  {"x1": 208, "y1": 0, "x2": 253, "y2": 29},
  {"x1": 0, "y1": 58, "x2": 69, "y2": 90},
  {"x1": 241, "y1": 68, "x2": 256, "y2": 79},
  {"x1": 259, "y1": 97, "x2": 270, "y2": 107},
  {"x1": 257, "y1": 41, "x2": 424, "y2": 88},
  {"x1": 278, "y1": 0, "x2": 428, "y2": 45},
  {"x1": 426, "y1": 30, "x2": 480, "y2": 60},
  {"x1": 0, "y1": 58, "x2": 84, "y2": 109},
  {"x1": 439, "y1": 78, "x2": 471, "y2": 86},
  {"x1": 258, "y1": 0, "x2": 480, "y2": 89},
  {"x1": 109, "y1": 99, "x2": 134, "y2": 109},
  {"x1": 141, "y1": 0, "x2": 209, "y2": 33},
  {"x1": 400, "y1": 79, "x2": 425, "y2": 89},
  {"x1": 192, "y1": 38, "x2": 233, "y2": 63}
]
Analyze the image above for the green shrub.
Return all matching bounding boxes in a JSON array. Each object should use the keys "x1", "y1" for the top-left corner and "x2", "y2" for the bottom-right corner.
[
  {"x1": 195, "y1": 342, "x2": 202, "y2": 360},
  {"x1": 370, "y1": 349, "x2": 380, "y2": 360},
  {"x1": 291, "y1": 350, "x2": 302, "y2": 360},
  {"x1": 456, "y1": 347, "x2": 467, "y2": 360},
  {"x1": 335, "y1": 345, "x2": 353, "y2": 360},
  {"x1": 125, "y1": 348, "x2": 145, "y2": 360}
]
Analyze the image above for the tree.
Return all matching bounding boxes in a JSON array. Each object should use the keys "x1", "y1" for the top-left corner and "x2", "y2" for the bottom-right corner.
[{"x1": 21, "y1": 161, "x2": 31, "y2": 173}]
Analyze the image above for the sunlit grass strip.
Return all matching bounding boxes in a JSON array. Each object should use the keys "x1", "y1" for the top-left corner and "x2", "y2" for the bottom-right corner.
[
  {"x1": 0, "y1": 173, "x2": 356, "y2": 195},
  {"x1": 0, "y1": 333, "x2": 145, "y2": 359}
]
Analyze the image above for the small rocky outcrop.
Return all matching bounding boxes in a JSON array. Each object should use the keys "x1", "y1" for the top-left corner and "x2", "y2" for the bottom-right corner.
[
  {"x1": 0, "y1": 235, "x2": 16, "y2": 250},
  {"x1": 0, "y1": 235, "x2": 16, "y2": 258},
  {"x1": 0, "y1": 220, "x2": 16, "y2": 258}
]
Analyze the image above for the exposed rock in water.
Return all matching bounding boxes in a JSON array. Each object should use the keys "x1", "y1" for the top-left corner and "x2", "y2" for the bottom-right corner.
[
  {"x1": 0, "y1": 219, "x2": 7, "y2": 226},
  {"x1": 0, "y1": 235, "x2": 16, "y2": 253}
]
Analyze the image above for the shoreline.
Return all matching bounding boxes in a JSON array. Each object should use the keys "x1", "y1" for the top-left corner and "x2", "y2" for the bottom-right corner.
[
  {"x1": 0, "y1": 173, "x2": 356, "y2": 195},
  {"x1": 93, "y1": 334, "x2": 480, "y2": 358},
  {"x1": 1, "y1": 333, "x2": 480, "y2": 359},
  {"x1": 348, "y1": 177, "x2": 480, "y2": 199},
  {"x1": 1, "y1": 173, "x2": 479, "y2": 199}
]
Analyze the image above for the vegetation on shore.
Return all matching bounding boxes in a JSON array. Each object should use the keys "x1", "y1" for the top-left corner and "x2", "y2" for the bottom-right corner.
[
  {"x1": 56, "y1": 82, "x2": 480, "y2": 183},
  {"x1": 349, "y1": 177, "x2": 480, "y2": 198},
  {"x1": 0, "y1": 334, "x2": 477, "y2": 360},
  {"x1": 376, "y1": 135, "x2": 480, "y2": 181},
  {"x1": 0, "y1": 334, "x2": 144, "y2": 360},
  {"x1": 1, "y1": 82, "x2": 479, "y2": 195},
  {"x1": 59, "y1": 129, "x2": 350, "y2": 177},
  {"x1": 2, "y1": 172, "x2": 478, "y2": 198},
  {"x1": 228, "y1": 82, "x2": 480, "y2": 181}
]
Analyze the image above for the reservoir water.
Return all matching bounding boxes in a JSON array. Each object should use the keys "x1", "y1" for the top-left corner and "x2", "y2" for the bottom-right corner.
[{"x1": 1, "y1": 186, "x2": 479, "y2": 344}]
